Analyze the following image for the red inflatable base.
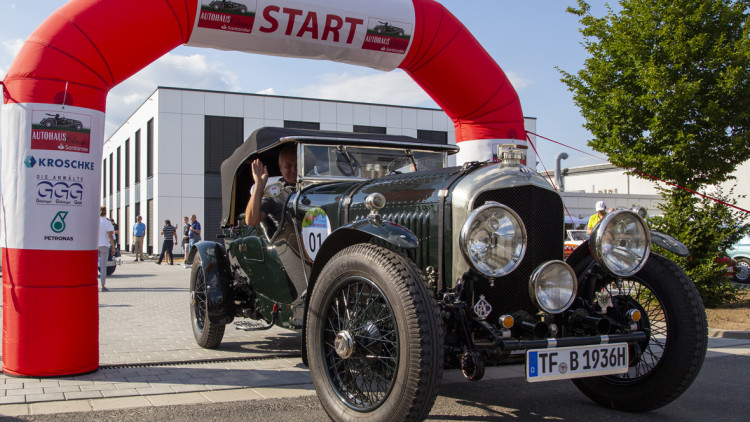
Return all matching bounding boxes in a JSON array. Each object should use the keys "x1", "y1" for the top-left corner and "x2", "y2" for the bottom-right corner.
[{"x1": 2, "y1": 249, "x2": 99, "y2": 376}]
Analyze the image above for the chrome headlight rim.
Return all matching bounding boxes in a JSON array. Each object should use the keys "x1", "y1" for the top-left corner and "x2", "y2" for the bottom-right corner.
[
  {"x1": 459, "y1": 202, "x2": 527, "y2": 278},
  {"x1": 529, "y1": 261, "x2": 578, "y2": 314},
  {"x1": 590, "y1": 210, "x2": 651, "y2": 277}
]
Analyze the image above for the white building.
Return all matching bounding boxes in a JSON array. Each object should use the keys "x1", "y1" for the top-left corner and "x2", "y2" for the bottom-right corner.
[{"x1": 101, "y1": 86, "x2": 538, "y2": 255}]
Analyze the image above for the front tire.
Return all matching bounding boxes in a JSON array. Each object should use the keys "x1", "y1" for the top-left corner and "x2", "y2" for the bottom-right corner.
[
  {"x1": 190, "y1": 254, "x2": 225, "y2": 348},
  {"x1": 306, "y1": 244, "x2": 443, "y2": 421},
  {"x1": 573, "y1": 253, "x2": 707, "y2": 412}
]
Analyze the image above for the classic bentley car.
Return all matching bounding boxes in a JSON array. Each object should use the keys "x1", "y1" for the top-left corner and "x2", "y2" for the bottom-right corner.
[
  {"x1": 187, "y1": 127, "x2": 707, "y2": 421},
  {"x1": 373, "y1": 21, "x2": 406, "y2": 37},
  {"x1": 39, "y1": 113, "x2": 83, "y2": 131}
]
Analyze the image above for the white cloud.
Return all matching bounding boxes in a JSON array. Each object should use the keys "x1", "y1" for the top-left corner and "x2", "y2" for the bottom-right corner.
[
  {"x1": 291, "y1": 71, "x2": 436, "y2": 107},
  {"x1": 105, "y1": 53, "x2": 240, "y2": 137},
  {"x1": 2, "y1": 38, "x2": 24, "y2": 57},
  {"x1": 505, "y1": 71, "x2": 532, "y2": 91},
  {"x1": 256, "y1": 87, "x2": 277, "y2": 95}
]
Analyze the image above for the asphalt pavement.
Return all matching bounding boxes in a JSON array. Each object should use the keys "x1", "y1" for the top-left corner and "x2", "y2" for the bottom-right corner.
[{"x1": 0, "y1": 251, "x2": 749, "y2": 419}]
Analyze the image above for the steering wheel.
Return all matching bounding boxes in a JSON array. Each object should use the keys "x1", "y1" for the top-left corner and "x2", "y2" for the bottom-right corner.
[{"x1": 335, "y1": 150, "x2": 360, "y2": 177}]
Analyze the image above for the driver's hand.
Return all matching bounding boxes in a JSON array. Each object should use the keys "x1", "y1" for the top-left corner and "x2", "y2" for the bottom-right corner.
[{"x1": 251, "y1": 159, "x2": 269, "y2": 186}]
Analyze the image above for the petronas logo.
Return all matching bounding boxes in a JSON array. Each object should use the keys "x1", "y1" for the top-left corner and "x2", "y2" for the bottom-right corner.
[{"x1": 50, "y1": 211, "x2": 69, "y2": 233}]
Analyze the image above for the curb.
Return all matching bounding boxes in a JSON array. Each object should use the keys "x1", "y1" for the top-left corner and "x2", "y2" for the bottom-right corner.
[{"x1": 708, "y1": 328, "x2": 750, "y2": 340}]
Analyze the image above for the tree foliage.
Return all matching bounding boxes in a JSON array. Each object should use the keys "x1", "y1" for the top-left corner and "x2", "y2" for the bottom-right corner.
[
  {"x1": 649, "y1": 187, "x2": 748, "y2": 307},
  {"x1": 561, "y1": 0, "x2": 750, "y2": 305},
  {"x1": 561, "y1": 0, "x2": 750, "y2": 189}
]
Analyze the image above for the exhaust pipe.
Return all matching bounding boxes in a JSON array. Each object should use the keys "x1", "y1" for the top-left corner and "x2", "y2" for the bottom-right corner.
[
  {"x1": 512, "y1": 311, "x2": 548, "y2": 339},
  {"x1": 570, "y1": 309, "x2": 611, "y2": 335}
]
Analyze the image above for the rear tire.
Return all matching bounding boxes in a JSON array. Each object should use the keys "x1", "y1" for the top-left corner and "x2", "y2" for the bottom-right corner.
[
  {"x1": 190, "y1": 254, "x2": 225, "y2": 348},
  {"x1": 573, "y1": 254, "x2": 707, "y2": 412},
  {"x1": 306, "y1": 244, "x2": 443, "y2": 421}
]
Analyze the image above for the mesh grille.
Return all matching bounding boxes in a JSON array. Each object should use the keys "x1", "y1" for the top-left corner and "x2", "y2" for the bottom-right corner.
[{"x1": 471, "y1": 186, "x2": 564, "y2": 317}]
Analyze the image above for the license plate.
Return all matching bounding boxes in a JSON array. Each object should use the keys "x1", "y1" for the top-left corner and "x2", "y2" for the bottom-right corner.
[{"x1": 526, "y1": 343, "x2": 629, "y2": 382}]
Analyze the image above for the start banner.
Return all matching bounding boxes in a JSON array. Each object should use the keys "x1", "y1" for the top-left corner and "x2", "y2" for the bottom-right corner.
[
  {"x1": 187, "y1": 0, "x2": 416, "y2": 71},
  {"x1": 0, "y1": 103, "x2": 104, "y2": 251}
]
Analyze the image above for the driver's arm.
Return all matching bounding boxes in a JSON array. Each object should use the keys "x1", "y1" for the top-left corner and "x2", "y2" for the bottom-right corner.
[{"x1": 245, "y1": 159, "x2": 269, "y2": 226}]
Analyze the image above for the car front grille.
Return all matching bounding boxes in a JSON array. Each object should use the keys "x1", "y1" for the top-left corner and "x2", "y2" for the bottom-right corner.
[{"x1": 471, "y1": 186, "x2": 564, "y2": 318}]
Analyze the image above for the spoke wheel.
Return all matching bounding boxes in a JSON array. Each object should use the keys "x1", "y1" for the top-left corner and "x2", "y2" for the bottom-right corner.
[
  {"x1": 573, "y1": 253, "x2": 707, "y2": 412},
  {"x1": 323, "y1": 276, "x2": 398, "y2": 411},
  {"x1": 190, "y1": 254, "x2": 225, "y2": 348},
  {"x1": 307, "y1": 244, "x2": 443, "y2": 421}
]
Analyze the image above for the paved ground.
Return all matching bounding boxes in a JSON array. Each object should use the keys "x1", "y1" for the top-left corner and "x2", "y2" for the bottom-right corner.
[{"x1": 0, "y1": 252, "x2": 748, "y2": 418}]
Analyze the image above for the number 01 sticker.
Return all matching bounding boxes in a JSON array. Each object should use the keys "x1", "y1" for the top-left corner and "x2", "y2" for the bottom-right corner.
[{"x1": 301, "y1": 208, "x2": 332, "y2": 262}]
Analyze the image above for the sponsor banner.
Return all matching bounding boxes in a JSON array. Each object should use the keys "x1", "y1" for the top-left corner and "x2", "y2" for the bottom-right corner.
[
  {"x1": 456, "y1": 138, "x2": 527, "y2": 165},
  {"x1": 187, "y1": 0, "x2": 415, "y2": 71},
  {"x1": 197, "y1": 0, "x2": 256, "y2": 33},
  {"x1": 1, "y1": 103, "x2": 103, "y2": 251},
  {"x1": 31, "y1": 110, "x2": 92, "y2": 154}
]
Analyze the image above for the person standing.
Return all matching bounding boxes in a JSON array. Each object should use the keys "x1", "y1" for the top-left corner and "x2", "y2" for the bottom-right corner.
[
  {"x1": 181, "y1": 216, "x2": 191, "y2": 268},
  {"x1": 156, "y1": 219, "x2": 178, "y2": 265},
  {"x1": 132, "y1": 215, "x2": 146, "y2": 261},
  {"x1": 587, "y1": 200, "x2": 608, "y2": 235},
  {"x1": 188, "y1": 214, "x2": 201, "y2": 249},
  {"x1": 98, "y1": 207, "x2": 115, "y2": 292}
]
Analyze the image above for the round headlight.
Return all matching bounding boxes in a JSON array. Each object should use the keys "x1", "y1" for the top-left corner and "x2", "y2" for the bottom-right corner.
[
  {"x1": 529, "y1": 261, "x2": 577, "y2": 314},
  {"x1": 590, "y1": 210, "x2": 651, "y2": 277},
  {"x1": 460, "y1": 202, "x2": 527, "y2": 277}
]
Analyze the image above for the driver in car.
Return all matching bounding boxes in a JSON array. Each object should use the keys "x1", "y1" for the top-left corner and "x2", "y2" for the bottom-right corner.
[{"x1": 244, "y1": 144, "x2": 297, "y2": 229}]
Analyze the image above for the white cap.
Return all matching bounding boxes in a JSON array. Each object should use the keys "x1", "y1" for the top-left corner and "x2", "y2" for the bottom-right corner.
[{"x1": 595, "y1": 201, "x2": 606, "y2": 211}]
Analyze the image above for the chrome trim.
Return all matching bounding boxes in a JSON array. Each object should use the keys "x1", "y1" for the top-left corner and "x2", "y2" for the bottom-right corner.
[
  {"x1": 451, "y1": 164, "x2": 557, "y2": 282},
  {"x1": 600, "y1": 335, "x2": 610, "y2": 344},
  {"x1": 547, "y1": 338, "x2": 557, "y2": 348}
]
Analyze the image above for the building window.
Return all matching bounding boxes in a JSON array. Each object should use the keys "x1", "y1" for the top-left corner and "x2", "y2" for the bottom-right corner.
[
  {"x1": 204, "y1": 116, "x2": 244, "y2": 174},
  {"x1": 353, "y1": 125, "x2": 387, "y2": 134},
  {"x1": 125, "y1": 205, "x2": 130, "y2": 251},
  {"x1": 102, "y1": 158, "x2": 107, "y2": 199},
  {"x1": 147, "y1": 199, "x2": 153, "y2": 255},
  {"x1": 284, "y1": 120, "x2": 320, "y2": 130},
  {"x1": 147, "y1": 118, "x2": 154, "y2": 178},
  {"x1": 125, "y1": 139, "x2": 130, "y2": 188},
  {"x1": 116, "y1": 146, "x2": 121, "y2": 192},
  {"x1": 135, "y1": 129, "x2": 141, "y2": 183},
  {"x1": 109, "y1": 153, "x2": 113, "y2": 195},
  {"x1": 417, "y1": 129, "x2": 448, "y2": 144}
]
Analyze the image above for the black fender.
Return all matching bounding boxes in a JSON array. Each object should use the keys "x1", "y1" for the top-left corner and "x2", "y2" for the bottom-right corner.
[
  {"x1": 190, "y1": 241, "x2": 234, "y2": 325},
  {"x1": 300, "y1": 218, "x2": 418, "y2": 366}
]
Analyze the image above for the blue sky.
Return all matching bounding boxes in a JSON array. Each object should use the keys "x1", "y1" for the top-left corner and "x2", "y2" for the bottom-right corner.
[{"x1": 0, "y1": 0, "x2": 613, "y2": 169}]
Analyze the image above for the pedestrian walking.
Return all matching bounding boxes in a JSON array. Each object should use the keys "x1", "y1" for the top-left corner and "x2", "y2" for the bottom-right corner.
[
  {"x1": 98, "y1": 207, "x2": 115, "y2": 292},
  {"x1": 156, "y1": 219, "x2": 178, "y2": 265},
  {"x1": 132, "y1": 215, "x2": 146, "y2": 261},
  {"x1": 181, "y1": 216, "x2": 191, "y2": 268}
]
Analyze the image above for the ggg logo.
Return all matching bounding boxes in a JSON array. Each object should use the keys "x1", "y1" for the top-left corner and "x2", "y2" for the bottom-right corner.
[{"x1": 36, "y1": 181, "x2": 83, "y2": 206}]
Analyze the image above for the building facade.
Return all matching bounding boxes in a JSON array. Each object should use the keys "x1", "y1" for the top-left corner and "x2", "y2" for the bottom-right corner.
[{"x1": 101, "y1": 87, "x2": 538, "y2": 255}]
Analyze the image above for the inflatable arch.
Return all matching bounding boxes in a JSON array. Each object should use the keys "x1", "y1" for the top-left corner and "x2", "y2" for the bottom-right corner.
[{"x1": 1, "y1": 0, "x2": 524, "y2": 376}]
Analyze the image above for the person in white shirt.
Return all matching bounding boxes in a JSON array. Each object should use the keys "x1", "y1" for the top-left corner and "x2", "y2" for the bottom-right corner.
[{"x1": 98, "y1": 206, "x2": 116, "y2": 292}]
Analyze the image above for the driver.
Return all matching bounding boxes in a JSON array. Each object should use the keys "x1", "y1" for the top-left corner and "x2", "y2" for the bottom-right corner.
[{"x1": 244, "y1": 144, "x2": 297, "y2": 229}]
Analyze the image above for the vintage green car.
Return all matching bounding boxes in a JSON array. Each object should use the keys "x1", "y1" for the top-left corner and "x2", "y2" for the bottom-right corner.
[{"x1": 187, "y1": 127, "x2": 707, "y2": 421}]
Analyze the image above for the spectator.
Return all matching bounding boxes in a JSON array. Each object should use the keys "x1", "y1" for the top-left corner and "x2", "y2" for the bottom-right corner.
[
  {"x1": 587, "y1": 200, "x2": 608, "y2": 235},
  {"x1": 98, "y1": 207, "x2": 115, "y2": 292},
  {"x1": 181, "y1": 216, "x2": 191, "y2": 268},
  {"x1": 188, "y1": 214, "x2": 201, "y2": 249},
  {"x1": 133, "y1": 215, "x2": 146, "y2": 261},
  {"x1": 156, "y1": 219, "x2": 178, "y2": 265}
]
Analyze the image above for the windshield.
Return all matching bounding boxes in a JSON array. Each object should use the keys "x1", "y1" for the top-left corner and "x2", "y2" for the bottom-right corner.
[{"x1": 302, "y1": 145, "x2": 445, "y2": 180}]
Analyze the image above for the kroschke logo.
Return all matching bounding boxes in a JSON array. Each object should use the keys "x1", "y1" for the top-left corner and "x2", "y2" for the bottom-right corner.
[
  {"x1": 362, "y1": 18, "x2": 412, "y2": 54},
  {"x1": 31, "y1": 111, "x2": 92, "y2": 154},
  {"x1": 198, "y1": 1, "x2": 256, "y2": 33}
]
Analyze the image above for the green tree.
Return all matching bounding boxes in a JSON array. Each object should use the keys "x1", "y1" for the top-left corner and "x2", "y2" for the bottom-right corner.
[{"x1": 560, "y1": 0, "x2": 750, "y2": 305}]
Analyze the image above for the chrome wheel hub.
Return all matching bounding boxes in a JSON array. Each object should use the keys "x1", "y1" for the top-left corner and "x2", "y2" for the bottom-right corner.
[{"x1": 334, "y1": 331, "x2": 355, "y2": 359}]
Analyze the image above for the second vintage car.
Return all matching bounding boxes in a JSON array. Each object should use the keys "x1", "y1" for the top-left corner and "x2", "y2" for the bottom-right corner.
[{"x1": 188, "y1": 127, "x2": 707, "y2": 421}]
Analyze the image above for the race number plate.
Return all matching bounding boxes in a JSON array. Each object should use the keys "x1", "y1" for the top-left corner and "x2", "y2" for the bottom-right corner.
[{"x1": 526, "y1": 343, "x2": 629, "y2": 382}]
